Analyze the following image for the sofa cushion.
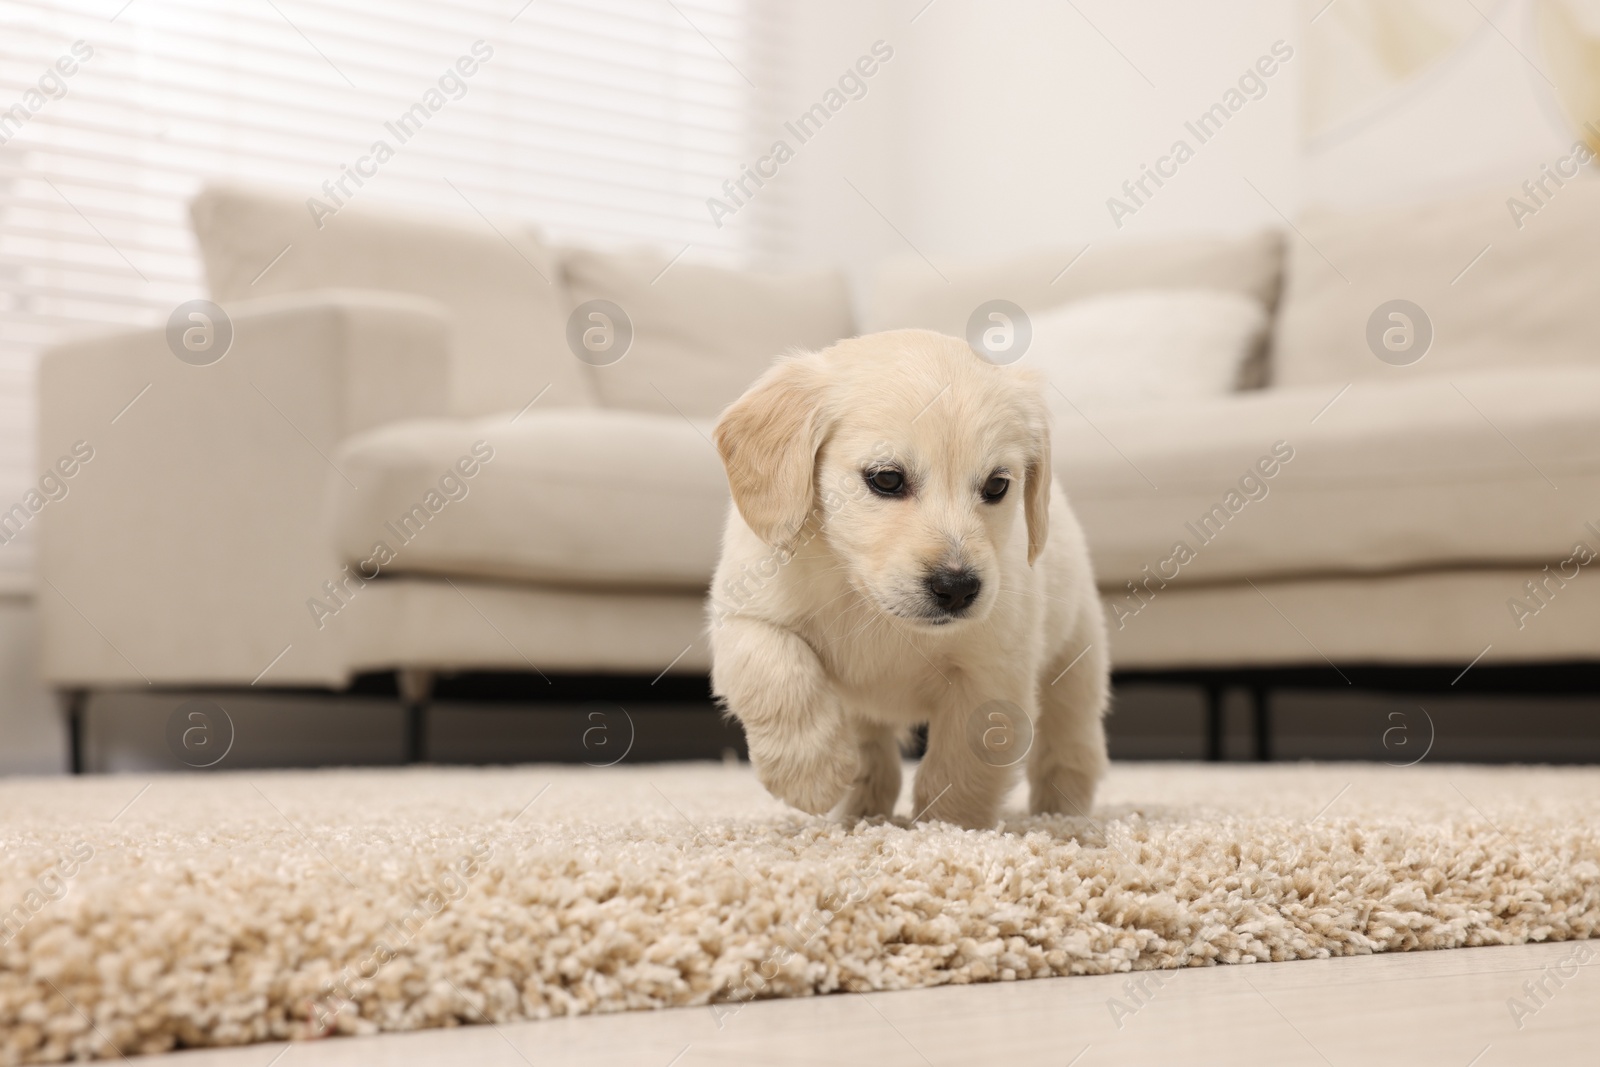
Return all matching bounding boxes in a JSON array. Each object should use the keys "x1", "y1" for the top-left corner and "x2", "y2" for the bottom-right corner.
[
  {"x1": 1056, "y1": 367, "x2": 1600, "y2": 591},
  {"x1": 561, "y1": 245, "x2": 855, "y2": 417},
  {"x1": 190, "y1": 184, "x2": 592, "y2": 418},
  {"x1": 1273, "y1": 180, "x2": 1600, "y2": 386},
  {"x1": 330, "y1": 409, "x2": 726, "y2": 589},
  {"x1": 866, "y1": 230, "x2": 1284, "y2": 387},
  {"x1": 1031, "y1": 289, "x2": 1268, "y2": 413}
]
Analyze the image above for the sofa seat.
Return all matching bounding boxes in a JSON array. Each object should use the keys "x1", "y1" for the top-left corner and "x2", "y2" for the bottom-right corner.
[
  {"x1": 1058, "y1": 366, "x2": 1600, "y2": 589},
  {"x1": 331, "y1": 409, "x2": 727, "y2": 590},
  {"x1": 331, "y1": 365, "x2": 1600, "y2": 599}
]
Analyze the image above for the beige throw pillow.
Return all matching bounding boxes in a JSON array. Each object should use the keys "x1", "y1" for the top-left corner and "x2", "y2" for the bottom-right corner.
[
  {"x1": 190, "y1": 184, "x2": 589, "y2": 418},
  {"x1": 561, "y1": 246, "x2": 855, "y2": 418}
]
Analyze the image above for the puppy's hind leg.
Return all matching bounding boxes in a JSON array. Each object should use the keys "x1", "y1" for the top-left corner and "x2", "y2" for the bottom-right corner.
[
  {"x1": 1028, "y1": 639, "x2": 1110, "y2": 818},
  {"x1": 840, "y1": 721, "x2": 901, "y2": 821}
]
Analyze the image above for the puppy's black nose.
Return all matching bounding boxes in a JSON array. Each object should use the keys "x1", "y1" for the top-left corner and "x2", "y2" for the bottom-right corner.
[{"x1": 926, "y1": 568, "x2": 981, "y2": 614}]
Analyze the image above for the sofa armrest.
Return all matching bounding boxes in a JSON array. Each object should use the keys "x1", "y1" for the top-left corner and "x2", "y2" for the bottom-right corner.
[{"x1": 37, "y1": 289, "x2": 451, "y2": 687}]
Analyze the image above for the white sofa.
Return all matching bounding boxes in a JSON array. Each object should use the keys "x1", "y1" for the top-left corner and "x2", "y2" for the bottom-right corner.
[{"x1": 38, "y1": 181, "x2": 1600, "y2": 755}]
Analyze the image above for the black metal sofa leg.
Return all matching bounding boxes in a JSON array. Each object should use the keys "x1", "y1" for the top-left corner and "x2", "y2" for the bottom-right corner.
[
  {"x1": 59, "y1": 688, "x2": 89, "y2": 774},
  {"x1": 397, "y1": 669, "x2": 435, "y2": 764},
  {"x1": 1204, "y1": 684, "x2": 1225, "y2": 761},
  {"x1": 1252, "y1": 686, "x2": 1272, "y2": 762}
]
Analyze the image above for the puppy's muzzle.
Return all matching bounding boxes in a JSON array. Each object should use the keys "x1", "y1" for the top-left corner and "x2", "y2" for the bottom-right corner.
[{"x1": 925, "y1": 566, "x2": 981, "y2": 617}]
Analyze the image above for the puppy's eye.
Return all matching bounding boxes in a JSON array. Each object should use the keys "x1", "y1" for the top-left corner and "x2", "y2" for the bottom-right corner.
[
  {"x1": 866, "y1": 468, "x2": 906, "y2": 496},
  {"x1": 982, "y1": 474, "x2": 1009, "y2": 502}
]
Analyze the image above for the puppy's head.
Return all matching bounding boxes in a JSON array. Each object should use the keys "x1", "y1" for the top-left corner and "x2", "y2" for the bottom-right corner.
[{"x1": 713, "y1": 329, "x2": 1051, "y2": 626}]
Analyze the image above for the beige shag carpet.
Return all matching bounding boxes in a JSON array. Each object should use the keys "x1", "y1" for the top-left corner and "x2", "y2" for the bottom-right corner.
[{"x1": 4, "y1": 761, "x2": 1600, "y2": 1063}]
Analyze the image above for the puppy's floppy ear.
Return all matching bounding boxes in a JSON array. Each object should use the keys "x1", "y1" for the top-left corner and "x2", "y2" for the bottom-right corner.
[
  {"x1": 1020, "y1": 379, "x2": 1052, "y2": 566},
  {"x1": 713, "y1": 354, "x2": 828, "y2": 547}
]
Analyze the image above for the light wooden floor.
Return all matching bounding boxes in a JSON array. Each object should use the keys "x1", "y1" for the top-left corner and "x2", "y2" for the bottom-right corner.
[{"x1": 138, "y1": 942, "x2": 1597, "y2": 1066}]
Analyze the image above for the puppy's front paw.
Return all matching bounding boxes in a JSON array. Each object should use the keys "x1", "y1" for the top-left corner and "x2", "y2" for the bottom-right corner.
[{"x1": 747, "y1": 722, "x2": 858, "y2": 815}]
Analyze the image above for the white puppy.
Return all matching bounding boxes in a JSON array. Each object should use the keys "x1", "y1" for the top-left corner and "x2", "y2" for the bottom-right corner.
[{"x1": 708, "y1": 329, "x2": 1109, "y2": 829}]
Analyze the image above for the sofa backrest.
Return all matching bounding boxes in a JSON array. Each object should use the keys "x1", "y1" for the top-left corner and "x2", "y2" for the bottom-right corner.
[
  {"x1": 190, "y1": 184, "x2": 591, "y2": 417},
  {"x1": 1272, "y1": 179, "x2": 1600, "y2": 386},
  {"x1": 866, "y1": 231, "x2": 1285, "y2": 387},
  {"x1": 560, "y1": 245, "x2": 856, "y2": 418}
]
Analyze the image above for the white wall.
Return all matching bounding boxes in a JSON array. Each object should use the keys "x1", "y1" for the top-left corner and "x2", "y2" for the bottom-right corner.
[
  {"x1": 774, "y1": 0, "x2": 1302, "y2": 286},
  {"x1": 886, "y1": 0, "x2": 1302, "y2": 254},
  {"x1": 752, "y1": 1, "x2": 908, "y2": 278},
  {"x1": 772, "y1": 0, "x2": 1585, "y2": 284}
]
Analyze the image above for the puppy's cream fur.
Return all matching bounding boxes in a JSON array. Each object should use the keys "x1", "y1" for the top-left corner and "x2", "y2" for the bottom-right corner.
[{"x1": 709, "y1": 329, "x2": 1109, "y2": 829}]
